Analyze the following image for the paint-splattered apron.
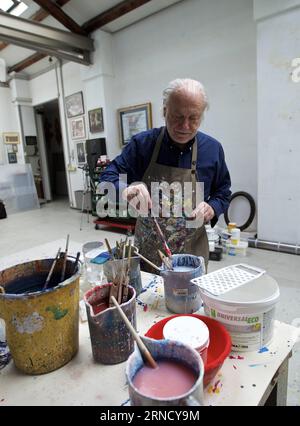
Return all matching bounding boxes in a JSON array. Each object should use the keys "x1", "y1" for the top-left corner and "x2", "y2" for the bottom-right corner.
[{"x1": 134, "y1": 128, "x2": 209, "y2": 273}]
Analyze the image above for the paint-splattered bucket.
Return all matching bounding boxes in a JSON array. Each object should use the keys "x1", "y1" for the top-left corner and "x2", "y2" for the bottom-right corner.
[
  {"x1": 160, "y1": 254, "x2": 205, "y2": 314},
  {"x1": 0, "y1": 257, "x2": 80, "y2": 374},
  {"x1": 126, "y1": 336, "x2": 204, "y2": 406},
  {"x1": 84, "y1": 283, "x2": 136, "y2": 364}
]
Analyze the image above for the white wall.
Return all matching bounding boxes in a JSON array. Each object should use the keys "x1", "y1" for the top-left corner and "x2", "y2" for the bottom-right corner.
[
  {"x1": 256, "y1": 2, "x2": 300, "y2": 244},
  {"x1": 254, "y1": 0, "x2": 300, "y2": 20},
  {"x1": 0, "y1": 86, "x2": 20, "y2": 165},
  {"x1": 112, "y1": 0, "x2": 257, "y2": 229},
  {"x1": 61, "y1": 61, "x2": 85, "y2": 205},
  {"x1": 29, "y1": 69, "x2": 57, "y2": 106}
]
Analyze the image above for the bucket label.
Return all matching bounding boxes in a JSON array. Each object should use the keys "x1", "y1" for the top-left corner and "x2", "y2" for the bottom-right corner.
[
  {"x1": 173, "y1": 288, "x2": 189, "y2": 296},
  {"x1": 204, "y1": 304, "x2": 275, "y2": 351}
]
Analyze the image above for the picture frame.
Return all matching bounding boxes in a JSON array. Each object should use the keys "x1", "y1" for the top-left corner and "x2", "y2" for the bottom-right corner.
[
  {"x1": 8, "y1": 152, "x2": 17, "y2": 164},
  {"x1": 88, "y1": 108, "x2": 104, "y2": 133},
  {"x1": 70, "y1": 116, "x2": 86, "y2": 140},
  {"x1": 65, "y1": 91, "x2": 84, "y2": 118},
  {"x1": 117, "y1": 102, "x2": 152, "y2": 146},
  {"x1": 25, "y1": 136, "x2": 37, "y2": 146},
  {"x1": 75, "y1": 141, "x2": 86, "y2": 165},
  {"x1": 3, "y1": 132, "x2": 20, "y2": 144}
]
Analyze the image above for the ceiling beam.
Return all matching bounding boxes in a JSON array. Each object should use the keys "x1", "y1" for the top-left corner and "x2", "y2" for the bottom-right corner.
[
  {"x1": 82, "y1": 0, "x2": 153, "y2": 34},
  {"x1": 0, "y1": 0, "x2": 71, "y2": 51},
  {"x1": 0, "y1": 12, "x2": 94, "y2": 67},
  {"x1": 8, "y1": 52, "x2": 47, "y2": 74},
  {"x1": 5, "y1": 0, "x2": 153, "y2": 73},
  {"x1": 32, "y1": 0, "x2": 86, "y2": 35},
  {"x1": 30, "y1": 0, "x2": 71, "y2": 22}
]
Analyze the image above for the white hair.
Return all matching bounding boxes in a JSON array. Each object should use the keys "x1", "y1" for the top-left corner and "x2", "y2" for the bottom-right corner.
[{"x1": 163, "y1": 78, "x2": 209, "y2": 111}]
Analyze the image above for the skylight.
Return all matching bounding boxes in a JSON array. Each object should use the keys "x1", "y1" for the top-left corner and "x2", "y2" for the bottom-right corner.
[{"x1": 0, "y1": 0, "x2": 28, "y2": 16}]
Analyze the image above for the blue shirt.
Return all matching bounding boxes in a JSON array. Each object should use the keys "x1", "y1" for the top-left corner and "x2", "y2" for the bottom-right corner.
[{"x1": 100, "y1": 127, "x2": 231, "y2": 223}]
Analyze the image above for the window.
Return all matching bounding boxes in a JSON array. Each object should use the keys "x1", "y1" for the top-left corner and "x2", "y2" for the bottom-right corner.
[{"x1": 0, "y1": 0, "x2": 28, "y2": 16}]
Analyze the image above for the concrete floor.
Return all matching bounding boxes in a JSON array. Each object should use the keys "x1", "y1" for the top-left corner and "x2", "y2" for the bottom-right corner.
[{"x1": 0, "y1": 198, "x2": 299, "y2": 405}]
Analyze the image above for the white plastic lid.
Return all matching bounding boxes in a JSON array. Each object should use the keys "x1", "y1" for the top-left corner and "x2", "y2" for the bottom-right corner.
[{"x1": 163, "y1": 316, "x2": 210, "y2": 351}]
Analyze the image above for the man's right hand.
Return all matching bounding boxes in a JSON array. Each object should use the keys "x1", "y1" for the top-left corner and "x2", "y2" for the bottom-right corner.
[{"x1": 122, "y1": 184, "x2": 152, "y2": 215}]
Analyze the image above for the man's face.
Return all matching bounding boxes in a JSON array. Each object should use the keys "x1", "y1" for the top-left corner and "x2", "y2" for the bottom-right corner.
[{"x1": 164, "y1": 90, "x2": 205, "y2": 144}]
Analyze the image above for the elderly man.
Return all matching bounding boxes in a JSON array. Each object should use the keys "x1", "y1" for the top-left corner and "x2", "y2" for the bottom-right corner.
[{"x1": 99, "y1": 78, "x2": 231, "y2": 270}]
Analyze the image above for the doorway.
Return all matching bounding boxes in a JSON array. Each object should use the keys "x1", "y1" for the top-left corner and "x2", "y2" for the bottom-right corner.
[{"x1": 35, "y1": 99, "x2": 68, "y2": 202}]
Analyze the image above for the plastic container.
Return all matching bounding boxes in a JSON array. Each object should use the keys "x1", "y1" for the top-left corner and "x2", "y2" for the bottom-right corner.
[
  {"x1": 209, "y1": 247, "x2": 223, "y2": 261},
  {"x1": 82, "y1": 241, "x2": 104, "y2": 285},
  {"x1": 199, "y1": 274, "x2": 280, "y2": 352},
  {"x1": 163, "y1": 316, "x2": 210, "y2": 367},
  {"x1": 145, "y1": 314, "x2": 231, "y2": 387},
  {"x1": 227, "y1": 223, "x2": 236, "y2": 232},
  {"x1": 230, "y1": 228, "x2": 240, "y2": 245},
  {"x1": 226, "y1": 240, "x2": 248, "y2": 256},
  {"x1": 209, "y1": 241, "x2": 215, "y2": 252}
]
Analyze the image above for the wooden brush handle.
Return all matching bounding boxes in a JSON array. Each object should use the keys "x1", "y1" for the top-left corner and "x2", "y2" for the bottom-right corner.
[{"x1": 133, "y1": 250, "x2": 161, "y2": 272}]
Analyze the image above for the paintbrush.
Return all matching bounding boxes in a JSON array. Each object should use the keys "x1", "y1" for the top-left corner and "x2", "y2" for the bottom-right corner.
[
  {"x1": 122, "y1": 241, "x2": 131, "y2": 303},
  {"x1": 110, "y1": 296, "x2": 158, "y2": 369},
  {"x1": 132, "y1": 250, "x2": 161, "y2": 273},
  {"x1": 72, "y1": 251, "x2": 80, "y2": 274},
  {"x1": 43, "y1": 247, "x2": 61, "y2": 290},
  {"x1": 153, "y1": 217, "x2": 172, "y2": 258},
  {"x1": 105, "y1": 238, "x2": 115, "y2": 260},
  {"x1": 158, "y1": 249, "x2": 173, "y2": 270},
  {"x1": 60, "y1": 234, "x2": 70, "y2": 282},
  {"x1": 117, "y1": 242, "x2": 128, "y2": 303}
]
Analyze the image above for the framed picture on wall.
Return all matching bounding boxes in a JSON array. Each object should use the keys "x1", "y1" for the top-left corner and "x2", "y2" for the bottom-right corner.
[
  {"x1": 76, "y1": 141, "x2": 86, "y2": 165},
  {"x1": 25, "y1": 136, "x2": 37, "y2": 146},
  {"x1": 88, "y1": 108, "x2": 104, "y2": 133},
  {"x1": 8, "y1": 152, "x2": 17, "y2": 164},
  {"x1": 70, "y1": 116, "x2": 86, "y2": 140},
  {"x1": 65, "y1": 91, "x2": 84, "y2": 118},
  {"x1": 3, "y1": 132, "x2": 20, "y2": 144},
  {"x1": 117, "y1": 103, "x2": 152, "y2": 146}
]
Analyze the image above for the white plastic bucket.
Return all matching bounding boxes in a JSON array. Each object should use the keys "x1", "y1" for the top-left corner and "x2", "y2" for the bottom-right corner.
[{"x1": 199, "y1": 274, "x2": 280, "y2": 351}]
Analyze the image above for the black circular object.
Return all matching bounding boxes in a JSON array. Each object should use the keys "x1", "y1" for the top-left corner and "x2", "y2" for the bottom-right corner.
[{"x1": 224, "y1": 191, "x2": 256, "y2": 231}]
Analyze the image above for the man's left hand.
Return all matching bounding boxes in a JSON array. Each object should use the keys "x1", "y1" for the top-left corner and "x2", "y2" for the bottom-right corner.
[{"x1": 191, "y1": 202, "x2": 215, "y2": 223}]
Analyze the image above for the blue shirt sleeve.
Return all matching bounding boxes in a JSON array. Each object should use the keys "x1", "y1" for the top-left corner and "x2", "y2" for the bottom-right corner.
[{"x1": 206, "y1": 143, "x2": 231, "y2": 223}]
